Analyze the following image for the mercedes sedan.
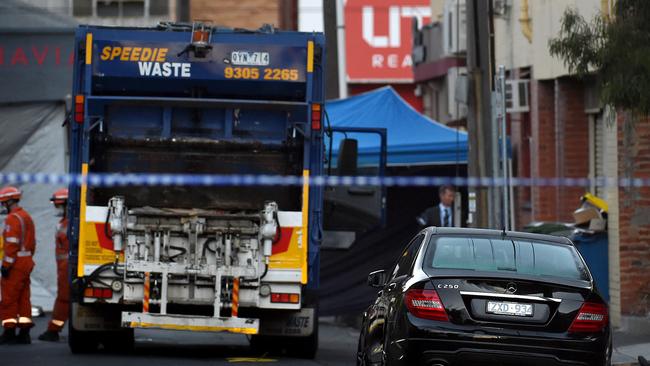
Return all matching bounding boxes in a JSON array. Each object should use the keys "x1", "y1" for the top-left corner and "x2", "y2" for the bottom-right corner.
[{"x1": 357, "y1": 227, "x2": 611, "y2": 366}]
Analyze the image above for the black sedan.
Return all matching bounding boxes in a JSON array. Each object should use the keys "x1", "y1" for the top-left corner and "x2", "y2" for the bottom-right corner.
[{"x1": 357, "y1": 227, "x2": 611, "y2": 366}]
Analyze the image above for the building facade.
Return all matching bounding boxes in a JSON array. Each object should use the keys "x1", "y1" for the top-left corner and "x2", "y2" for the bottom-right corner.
[
  {"x1": 413, "y1": 0, "x2": 467, "y2": 125},
  {"x1": 21, "y1": 0, "x2": 297, "y2": 30},
  {"x1": 190, "y1": 0, "x2": 297, "y2": 30},
  {"x1": 416, "y1": 0, "x2": 649, "y2": 329},
  {"x1": 492, "y1": 0, "x2": 635, "y2": 328},
  {"x1": 20, "y1": 0, "x2": 179, "y2": 26}
]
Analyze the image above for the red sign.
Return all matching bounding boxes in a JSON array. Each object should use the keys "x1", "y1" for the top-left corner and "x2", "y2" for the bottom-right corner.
[
  {"x1": 0, "y1": 46, "x2": 74, "y2": 66},
  {"x1": 345, "y1": 0, "x2": 431, "y2": 83}
]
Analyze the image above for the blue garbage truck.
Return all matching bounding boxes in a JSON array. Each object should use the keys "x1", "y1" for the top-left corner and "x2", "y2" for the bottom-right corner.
[{"x1": 66, "y1": 23, "x2": 386, "y2": 356}]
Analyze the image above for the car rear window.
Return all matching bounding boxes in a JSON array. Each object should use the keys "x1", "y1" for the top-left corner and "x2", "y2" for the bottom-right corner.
[{"x1": 424, "y1": 236, "x2": 589, "y2": 281}]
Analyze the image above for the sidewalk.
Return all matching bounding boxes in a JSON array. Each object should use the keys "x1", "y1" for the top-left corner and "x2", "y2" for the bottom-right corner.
[{"x1": 613, "y1": 329, "x2": 650, "y2": 365}]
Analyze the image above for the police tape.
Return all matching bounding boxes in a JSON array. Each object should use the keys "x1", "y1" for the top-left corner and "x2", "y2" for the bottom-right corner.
[{"x1": 0, "y1": 172, "x2": 649, "y2": 188}]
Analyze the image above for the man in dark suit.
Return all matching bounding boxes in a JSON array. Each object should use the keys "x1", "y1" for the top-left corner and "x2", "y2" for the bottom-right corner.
[{"x1": 417, "y1": 185, "x2": 456, "y2": 227}]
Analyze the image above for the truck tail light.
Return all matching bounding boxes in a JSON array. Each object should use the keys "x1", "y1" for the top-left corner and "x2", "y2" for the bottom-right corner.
[
  {"x1": 271, "y1": 293, "x2": 300, "y2": 304},
  {"x1": 84, "y1": 287, "x2": 113, "y2": 299},
  {"x1": 405, "y1": 289, "x2": 449, "y2": 322},
  {"x1": 74, "y1": 95, "x2": 84, "y2": 124},
  {"x1": 568, "y1": 302, "x2": 608, "y2": 333},
  {"x1": 311, "y1": 103, "x2": 321, "y2": 130}
]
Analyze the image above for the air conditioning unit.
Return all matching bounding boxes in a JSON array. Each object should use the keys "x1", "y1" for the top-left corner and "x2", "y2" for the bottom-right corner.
[
  {"x1": 505, "y1": 79, "x2": 530, "y2": 113},
  {"x1": 443, "y1": 0, "x2": 467, "y2": 56},
  {"x1": 447, "y1": 67, "x2": 469, "y2": 120},
  {"x1": 493, "y1": 0, "x2": 511, "y2": 18}
]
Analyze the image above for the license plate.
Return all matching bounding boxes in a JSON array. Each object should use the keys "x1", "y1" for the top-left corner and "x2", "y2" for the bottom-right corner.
[
  {"x1": 486, "y1": 301, "x2": 533, "y2": 317},
  {"x1": 231, "y1": 51, "x2": 270, "y2": 66}
]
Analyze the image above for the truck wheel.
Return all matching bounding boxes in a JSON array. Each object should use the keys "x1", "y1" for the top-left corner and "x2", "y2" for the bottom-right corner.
[
  {"x1": 102, "y1": 328, "x2": 135, "y2": 353},
  {"x1": 68, "y1": 321, "x2": 99, "y2": 354},
  {"x1": 250, "y1": 319, "x2": 319, "y2": 359},
  {"x1": 249, "y1": 334, "x2": 275, "y2": 355},
  {"x1": 288, "y1": 320, "x2": 318, "y2": 359}
]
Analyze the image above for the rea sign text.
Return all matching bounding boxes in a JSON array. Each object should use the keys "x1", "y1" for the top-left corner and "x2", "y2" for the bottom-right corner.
[{"x1": 345, "y1": 0, "x2": 431, "y2": 82}]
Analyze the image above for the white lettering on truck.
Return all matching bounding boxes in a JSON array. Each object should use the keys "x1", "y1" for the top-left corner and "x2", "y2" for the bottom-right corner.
[{"x1": 138, "y1": 62, "x2": 191, "y2": 78}]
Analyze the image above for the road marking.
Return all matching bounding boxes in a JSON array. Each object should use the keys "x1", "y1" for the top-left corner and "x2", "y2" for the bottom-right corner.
[{"x1": 226, "y1": 357, "x2": 277, "y2": 363}]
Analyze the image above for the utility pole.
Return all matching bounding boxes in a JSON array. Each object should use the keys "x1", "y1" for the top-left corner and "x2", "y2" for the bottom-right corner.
[
  {"x1": 466, "y1": 0, "x2": 496, "y2": 228},
  {"x1": 323, "y1": 0, "x2": 340, "y2": 99},
  {"x1": 176, "y1": 0, "x2": 189, "y2": 22},
  {"x1": 335, "y1": 0, "x2": 347, "y2": 98},
  {"x1": 495, "y1": 65, "x2": 509, "y2": 230}
]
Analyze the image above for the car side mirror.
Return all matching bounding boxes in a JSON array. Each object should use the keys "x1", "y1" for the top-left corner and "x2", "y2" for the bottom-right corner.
[{"x1": 367, "y1": 269, "x2": 386, "y2": 288}]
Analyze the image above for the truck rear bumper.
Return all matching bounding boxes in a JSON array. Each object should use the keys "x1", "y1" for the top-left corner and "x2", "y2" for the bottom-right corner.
[{"x1": 122, "y1": 311, "x2": 259, "y2": 335}]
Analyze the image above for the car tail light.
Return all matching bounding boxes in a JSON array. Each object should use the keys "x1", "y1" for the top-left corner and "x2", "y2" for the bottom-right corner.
[
  {"x1": 568, "y1": 302, "x2": 608, "y2": 333},
  {"x1": 84, "y1": 287, "x2": 113, "y2": 299},
  {"x1": 405, "y1": 289, "x2": 449, "y2": 322},
  {"x1": 271, "y1": 293, "x2": 300, "y2": 304}
]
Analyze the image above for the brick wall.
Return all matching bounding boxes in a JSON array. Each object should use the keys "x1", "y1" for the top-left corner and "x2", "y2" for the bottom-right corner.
[
  {"x1": 510, "y1": 110, "x2": 533, "y2": 228},
  {"x1": 530, "y1": 79, "x2": 557, "y2": 222},
  {"x1": 528, "y1": 78, "x2": 590, "y2": 223},
  {"x1": 190, "y1": 0, "x2": 280, "y2": 30},
  {"x1": 555, "y1": 78, "x2": 590, "y2": 222},
  {"x1": 617, "y1": 112, "x2": 650, "y2": 316},
  {"x1": 528, "y1": 81, "x2": 650, "y2": 317},
  {"x1": 510, "y1": 68, "x2": 532, "y2": 229}
]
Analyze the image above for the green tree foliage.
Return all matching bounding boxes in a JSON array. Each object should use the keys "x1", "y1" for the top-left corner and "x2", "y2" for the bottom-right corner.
[{"x1": 549, "y1": 0, "x2": 650, "y2": 115}]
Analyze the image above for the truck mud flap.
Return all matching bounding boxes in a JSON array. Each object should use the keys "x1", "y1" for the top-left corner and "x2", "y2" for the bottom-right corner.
[
  {"x1": 122, "y1": 312, "x2": 259, "y2": 335},
  {"x1": 72, "y1": 303, "x2": 123, "y2": 331},
  {"x1": 259, "y1": 308, "x2": 315, "y2": 337}
]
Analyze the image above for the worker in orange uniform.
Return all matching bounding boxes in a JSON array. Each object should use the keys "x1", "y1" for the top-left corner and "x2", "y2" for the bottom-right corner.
[
  {"x1": 38, "y1": 188, "x2": 69, "y2": 342},
  {"x1": 0, "y1": 186, "x2": 36, "y2": 345}
]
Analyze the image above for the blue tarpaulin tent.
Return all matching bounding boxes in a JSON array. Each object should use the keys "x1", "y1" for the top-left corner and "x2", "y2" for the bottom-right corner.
[{"x1": 325, "y1": 86, "x2": 467, "y2": 166}]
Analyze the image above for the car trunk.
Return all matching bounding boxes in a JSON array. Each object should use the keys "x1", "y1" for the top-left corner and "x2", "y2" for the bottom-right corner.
[{"x1": 429, "y1": 276, "x2": 593, "y2": 332}]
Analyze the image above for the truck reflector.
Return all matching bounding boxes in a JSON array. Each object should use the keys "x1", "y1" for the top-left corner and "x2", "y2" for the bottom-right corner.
[
  {"x1": 74, "y1": 95, "x2": 84, "y2": 124},
  {"x1": 311, "y1": 103, "x2": 322, "y2": 130},
  {"x1": 85, "y1": 33, "x2": 93, "y2": 65}
]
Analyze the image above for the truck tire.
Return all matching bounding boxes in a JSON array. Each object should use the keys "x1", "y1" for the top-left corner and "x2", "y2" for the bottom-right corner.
[
  {"x1": 249, "y1": 318, "x2": 318, "y2": 359},
  {"x1": 68, "y1": 321, "x2": 99, "y2": 354},
  {"x1": 68, "y1": 303, "x2": 131, "y2": 354},
  {"x1": 102, "y1": 328, "x2": 135, "y2": 353},
  {"x1": 289, "y1": 318, "x2": 318, "y2": 359}
]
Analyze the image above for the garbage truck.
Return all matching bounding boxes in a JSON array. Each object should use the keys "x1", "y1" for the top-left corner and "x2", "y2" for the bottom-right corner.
[{"x1": 67, "y1": 22, "x2": 386, "y2": 356}]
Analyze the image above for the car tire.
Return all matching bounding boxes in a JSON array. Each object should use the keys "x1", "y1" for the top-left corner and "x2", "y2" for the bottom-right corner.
[
  {"x1": 359, "y1": 339, "x2": 385, "y2": 366},
  {"x1": 357, "y1": 334, "x2": 366, "y2": 366},
  {"x1": 603, "y1": 337, "x2": 613, "y2": 366}
]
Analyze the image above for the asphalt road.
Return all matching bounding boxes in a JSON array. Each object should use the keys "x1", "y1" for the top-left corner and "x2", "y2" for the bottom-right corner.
[{"x1": 3, "y1": 315, "x2": 360, "y2": 366}]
